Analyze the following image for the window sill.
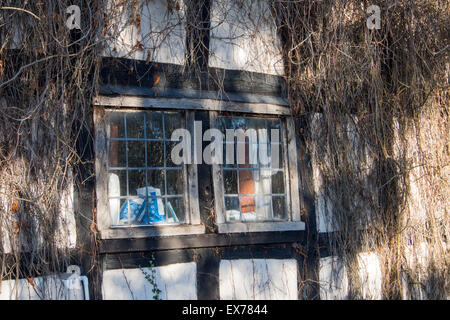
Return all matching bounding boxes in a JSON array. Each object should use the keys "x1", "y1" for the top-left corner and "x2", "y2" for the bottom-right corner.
[
  {"x1": 99, "y1": 224, "x2": 206, "y2": 239},
  {"x1": 217, "y1": 221, "x2": 305, "y2": 234}
]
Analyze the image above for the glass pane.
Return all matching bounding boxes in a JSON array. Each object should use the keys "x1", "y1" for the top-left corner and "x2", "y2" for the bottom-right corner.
[
  {"x1": 108, "y1": 140, "x2": 126, "y2": 167},
  {"x1": 108, "y1": 113, "x2": 125, "y2": 138},
  {"x1": 240, "y1": 196, "x2": 256, "y2": 221},
  {"x1": 270, "y1": 142, "x2": 283, "y2": 169},
  {"x1": 146, "y1": 112, "x2": 163, "y2": 139},
  {"x1": 219, "y1": 116, "x2": 233, "y2": 132},
  {"x1": 225, "y1": 196, "x2": 240, "y2": 222},
  {"x1": 223, "y1": 143, "x2": 236, "y2": 167},
  {"x1": 258, "y1": 142, "x2": 271, "y2": 168},
  {"x1": 147, "y1": 169, "x2": 165, "y2": 195},
  {"x1": 247, "y1": 117, "x2": 266, "y2": 132},
  {"x1": 166, "y1": 141, "x2": 182, "y2": 167},
  {"x1": 164, "y1": 112, "x2": 182, "y2": 140},
  {"x1": 108, "y1": 170, "x2": 127, "y2": 197},
  {"x1": 258, "y1": 169, "x2": 272, "y2": 195},
  {"x1": 109, "y1": 197, "x2": 123, "y2": 226},
  {"x1": 119, "y1": 198, "x2": 147, "y2": 225},
  {"x1": 272, "y1": 170, "x2": 285, "y2": 194},
  {"x1": 127, "y1": 141, "x2": 146, "y2": 167},
  {"x1": 268, "y1": 118, "x2": 282, "y2": 142},
  {"x1": 166, "y1": 169, "x2": 183, "y2": 195},
  {"x1": 126, "y1": 113, "x2": 145, "y2": 138},
  {"x1": 147, "y1": 141, "x2": 164, "y2": 167},
  {"x1": 272, "y1": 196, "x2": 287, "y2": 220},
  {"x1": 141, "y1": 197, "x2": 166, "y2": 224},
  {"x1": 232, "y1": 117, "x2": 246, "y2": 130},
  {"x1": 165, "y1": 197, "x2": 185, "y2": 223},
  {"x1": 238, "y1": 169, "x2": 255, "y2": 195},
  {"x1": 223, "y1": 169, "x2": 238, "y2": 194},
  {"x1": 255, "y1": 195, "x2": 271, "y2": 221},
  {"x1": 117, "y1": 198, "x2": 130, "y2": 225},
  {"x1": 128, "y1": 170, "x2": 146, "y2": 196}
]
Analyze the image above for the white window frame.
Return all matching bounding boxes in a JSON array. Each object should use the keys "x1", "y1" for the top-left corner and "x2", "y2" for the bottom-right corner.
[
  {"x1": 94, "y1": 106, "x2": 204, "y2": 239},
  {"x1": 210, "y1": 111, "x2": 305, "y2": 234}
]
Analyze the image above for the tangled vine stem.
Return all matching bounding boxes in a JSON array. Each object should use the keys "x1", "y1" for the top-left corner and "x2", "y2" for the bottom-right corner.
[{"x1": 0, "y1": 0, "x2": 448, "y2": 299}]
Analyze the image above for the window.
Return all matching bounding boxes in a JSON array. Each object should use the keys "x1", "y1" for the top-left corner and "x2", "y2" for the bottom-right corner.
[
  {"x1": 94, "y1": 108, "x2": 203, "y2": 239},
  {"x1": 107, "y1": 111, "x2": 186, "y2": 225},
  {"x1": 220, "y1": 116, "x2": 287, "y2": 222},
  {"x1": 211, "y1": 112, "x2": 304, "y2": 233}
]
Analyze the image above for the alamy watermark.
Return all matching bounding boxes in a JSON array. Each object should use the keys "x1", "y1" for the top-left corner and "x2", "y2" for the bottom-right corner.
[
  {"x1": 169, "y1": 121, "x2": 281, "y2": 168},
  {"x1": 66, "y1": 5, "x2": 81, "y2": 30},
  {"x1": 367, "y1": 5, "x2": 381, "y2": 30}
]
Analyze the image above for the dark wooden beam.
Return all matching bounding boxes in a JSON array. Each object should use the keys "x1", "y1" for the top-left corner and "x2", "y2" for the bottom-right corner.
[{"x1": 98, "y1": 230, "x2": 306, "y2": 254}]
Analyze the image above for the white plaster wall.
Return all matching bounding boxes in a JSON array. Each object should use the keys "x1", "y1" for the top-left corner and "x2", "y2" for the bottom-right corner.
[
  {"x1": 0, "y1": 180, "x2": 76, "y2": 254},
  {"x1": 102, "y1": 262, "x2": 197, "y2": 300},
  {"x1": 103, "y1": 0, "x2": 186, "y2": 65},
  {"x1": 310, "y1": 114, "x2": 337, "y2": 233},
  {"x1": 402, "y1": 242, "x2": 431, "y2": 300},
  {"x1": 0, "y1": 272, "x2": 87, "y2": 300},
  {"x1": 57, "y1": 177, "x2": 77, "y2": 249},
  {"x1": 209, "y1": 0, "x2": 284, "y2": 75},
  {"x1": 319, "y1": 253, "x2": 382, "y2": 300},
  {"x1": 219, "y1": 259, "x2": 297, "y2": 300},
  {"x1": 357, "y1": 252, "x2": 382, "y2": 300},
  {"x1": 319, "y1": 256, "x2": 349, "y2": 300}
]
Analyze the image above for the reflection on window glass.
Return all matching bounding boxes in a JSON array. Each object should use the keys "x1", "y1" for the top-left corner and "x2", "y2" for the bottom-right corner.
[
  {"x1": 107, "y1": 111, "x2": 185, "y2": 226},
  {"x1": 220, "y1": 116, "x2": 287, "y2": 223}
]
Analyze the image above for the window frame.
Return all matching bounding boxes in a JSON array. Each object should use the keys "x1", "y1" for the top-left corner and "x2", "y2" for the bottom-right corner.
[
  {"x1": 94, "y1": 107, "x2": 204, "y2": 239},
  {"x1": 210, "y1": 111, "x2": 305, "y2": 234}
]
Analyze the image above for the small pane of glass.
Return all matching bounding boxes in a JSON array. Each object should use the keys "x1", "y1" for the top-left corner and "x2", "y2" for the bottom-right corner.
[
  {"x1": 240, "y1": 195, "x2": 255, "y2": 212},
  {"x1": 223, "y1": 142, "x2": 236, "y2": 167},
  {"x1": 119, "y1": 198, "x2": 148, "y2": 225},
  {"x1": 223, "y1": 169, "x2": 238, "y2": 194},
  {"x1": 108, "y1": 170, "x2": 127, "y2": 197},
  {"x1": 128, "y1": 170, "x2": 146, "y2": 196},
  {"x1": 147, "y1": 169, "x2": 165, "y2": 195},
  {"x1": 126, "y1": 113, "x2": 145, "y2": 138},
  {"x1": 268, "y1": 118, "x2": 282, "y2": 142},
  {"x1": 272, "y1": 170, "x2": 285, "y2": 194},
  {"x1": 166, "y1": 141, "x2": 182, "y2": 167},
  {"x1": 146, "y1": 112, "x2": 163, "y2": 139},
  {"x1": 165, "y1": 197, "x2": 185, "y2": 223},
  {"x1": 255, "y1": 195, "x2": 272, "y2": 221},
  {"x1": 166, "y1": 169, "x2": 183, "y2": 195},
  {"x1": 219, "y1": 116, "x2": 233, "y2": 132},
  {"x1": 270, "y1": 142, "x2": 284, "y2": 169},
  {"x1": 272, "y1": 196, "x2": 287, "y2": 220},
  {"x1": 108, "y1": 113, "x2": 125, "y2": 138},
  {"x1": 225, "y1": 196, "x2": 240, "y2": 222},
  {"x1": 165, "y1": 112, "x2": 182, "y2": 140},
  {"x1": 147, "y1": 141, "x2": 164, "y2": 167},
  {"x1": 238, "y1": 169, "x2": 255, "y2": 195},
  {"x1": 128, "y1": 141, "x2": 146, "y2": 167},
  {"x1": 108, "y1": 140, "x2": 126, "y2": 167}
]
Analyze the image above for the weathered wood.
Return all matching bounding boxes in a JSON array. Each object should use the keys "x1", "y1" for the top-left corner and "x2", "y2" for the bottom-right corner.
[
  {"x1": 187, "y1": 111, "x2": 201, "y2": 225},
  {"x1": 99, "y1": 57, "x2": 287, "y2": 98},
  {"x1": 209, "y1": 112, "x2": 226, "y2": 225},
  {"x1": 100, "y1": 224, "x2": 206, "y2": 239},
  {"x1": 99, "y1": 230, "x2": 306, "y2": 254},
  {"x1": 195, "y1": 248, "x2": 220, "y2": 300},
  {"x1": 94, "y1": 107, "x2": 110, "y2": 231},
  {"x1": 99, "y1": 84, "x2": 289, "y2": 106},
  {"x1": 286, "y1": 117, "x2": 303, "y2": 225},
  {"x1": 93, "y1": 95, "x2": 291, "y2": 115},
  {"x1": 217, "y1": 221, "x2": 305, "y2": 234},
  {"x1": 295, "y1": 115, "x2": 320, "y2": 300}
]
